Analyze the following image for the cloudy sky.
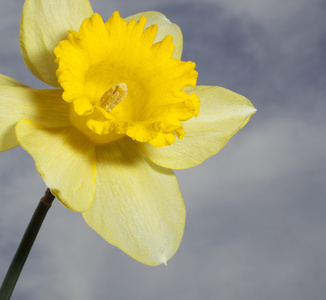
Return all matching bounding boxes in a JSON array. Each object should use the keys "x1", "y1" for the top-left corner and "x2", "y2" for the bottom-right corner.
[{"x1": 1, "y1": 0, "x2": 326, "y2": 299}]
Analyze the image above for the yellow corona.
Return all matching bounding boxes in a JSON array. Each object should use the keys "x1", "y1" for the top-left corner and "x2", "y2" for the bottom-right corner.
[{"x1": 54, "y1": 12, "x2": 200, "y2": 147}]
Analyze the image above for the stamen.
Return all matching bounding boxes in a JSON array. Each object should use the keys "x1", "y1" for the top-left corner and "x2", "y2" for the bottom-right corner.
[{"x1": 100, "y1": 83, "x2": 128, "y2": 112}]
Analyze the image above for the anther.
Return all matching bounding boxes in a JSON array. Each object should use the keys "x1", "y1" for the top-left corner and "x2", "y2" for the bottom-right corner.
[{"x1": 100, "y1": 83, "x2": 128, "y2": 112}]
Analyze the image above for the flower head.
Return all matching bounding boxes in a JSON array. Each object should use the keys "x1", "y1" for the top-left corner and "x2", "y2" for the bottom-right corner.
[{"x1": 0, "y1": 0, "x2": 256, "y2": 266}]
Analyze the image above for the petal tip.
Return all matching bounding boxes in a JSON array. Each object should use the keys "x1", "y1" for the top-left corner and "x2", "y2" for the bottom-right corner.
[{"x1": 161, "y1": 255, "x2": 168, "y2": 266}]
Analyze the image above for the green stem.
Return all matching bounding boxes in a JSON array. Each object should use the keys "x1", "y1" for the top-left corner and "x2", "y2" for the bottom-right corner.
[{"x1": 0, "y1": 189, "x2": 55, "y2": 300}]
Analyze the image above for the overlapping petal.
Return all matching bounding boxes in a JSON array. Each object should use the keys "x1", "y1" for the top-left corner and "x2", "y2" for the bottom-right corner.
[
  {"x1": 0, "y1": 75, "x2": 70, "y2": 151},
  {"x1": 83, "y1": 138, "x2": 185, "y2": 266},
  {"x1": 125, "y1": 11, "x2": 183, "y2": 59},
  {"x1": 139, "y1": 85, "x2": 256, "y2": 169},
  {"x1": 16, "y1": 121, "x2": 97, "y2": 212},
  {"x1": 19, "y1": 0, "x2": 93, "y2": 87}
]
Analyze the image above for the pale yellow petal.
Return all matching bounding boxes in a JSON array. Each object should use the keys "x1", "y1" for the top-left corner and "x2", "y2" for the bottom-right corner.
[
  {"x1": 139, "y1": 85, "x2": 256, "y2": 169},
  {"x1": 19, "y1": 0, "x2": 93, "y2": 86},
  {"x1": 0, "y1": 74, "x2": 69, "y2": 151},
  {"x1": 125, "y1": 11, "x2": 183, "y2": 59},
  {"x1": 16, "y1": 120, "x2": 96, "y2": 212},
  {"x1": 83, "y1": 138, "x2": 185, "y2": 266}
]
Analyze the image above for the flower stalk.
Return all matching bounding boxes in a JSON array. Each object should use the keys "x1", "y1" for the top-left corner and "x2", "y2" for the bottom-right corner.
[{"x1": 0, "y1": 189, "x2": 55, "y2": 300}]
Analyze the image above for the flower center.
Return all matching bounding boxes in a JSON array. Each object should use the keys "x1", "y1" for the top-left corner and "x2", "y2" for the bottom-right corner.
[
  {"x1": 54, "y1": 12, "x2": 199, "y2": 147},
  {"x1": 100, "y1": 83, "x2": 128, "y2": 112}
]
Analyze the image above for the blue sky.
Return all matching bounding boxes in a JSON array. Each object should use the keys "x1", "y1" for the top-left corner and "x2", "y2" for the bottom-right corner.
[{"x1": 1, "y1": 0, "x2": 326, "y2": 300}]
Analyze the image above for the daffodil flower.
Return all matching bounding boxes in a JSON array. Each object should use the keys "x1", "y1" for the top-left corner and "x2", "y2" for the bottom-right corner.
[{"x1": 0, "y1": 0, "x2": 256, "y2": 266}]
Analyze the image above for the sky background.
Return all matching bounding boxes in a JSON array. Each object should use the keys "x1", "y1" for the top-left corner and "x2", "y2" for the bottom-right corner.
[{"x1": 0, "y1": 0, "x2": 326, "y2": 299}]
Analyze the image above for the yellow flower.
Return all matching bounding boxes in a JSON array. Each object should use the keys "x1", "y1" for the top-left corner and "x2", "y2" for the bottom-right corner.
[{"x1": 0, "y1": 0, "x2": 256, "y2": 266}]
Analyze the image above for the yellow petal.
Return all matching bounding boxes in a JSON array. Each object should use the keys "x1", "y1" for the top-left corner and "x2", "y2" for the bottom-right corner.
[
  {"x1": 83, "y1": 138, "x2": 185, "y2": 266},
  {"x1": 54, "y1": 12, "x2": 198, "y2": 147},
  {"x1": 0, "y1": 75, "x2": 69, "y2": 151},
  {"x1": 19, "y1": 0, "x2": 93, "y2": 87},
  {"x1": 139, "y1": 85, "x2": 256, "y2": 169},
  {"x1": 16, "y1": 120, "x2": 96, "y2": 212},
  {"x1": 125, "y1": 11, "x2": 183, "y2": 59}
]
